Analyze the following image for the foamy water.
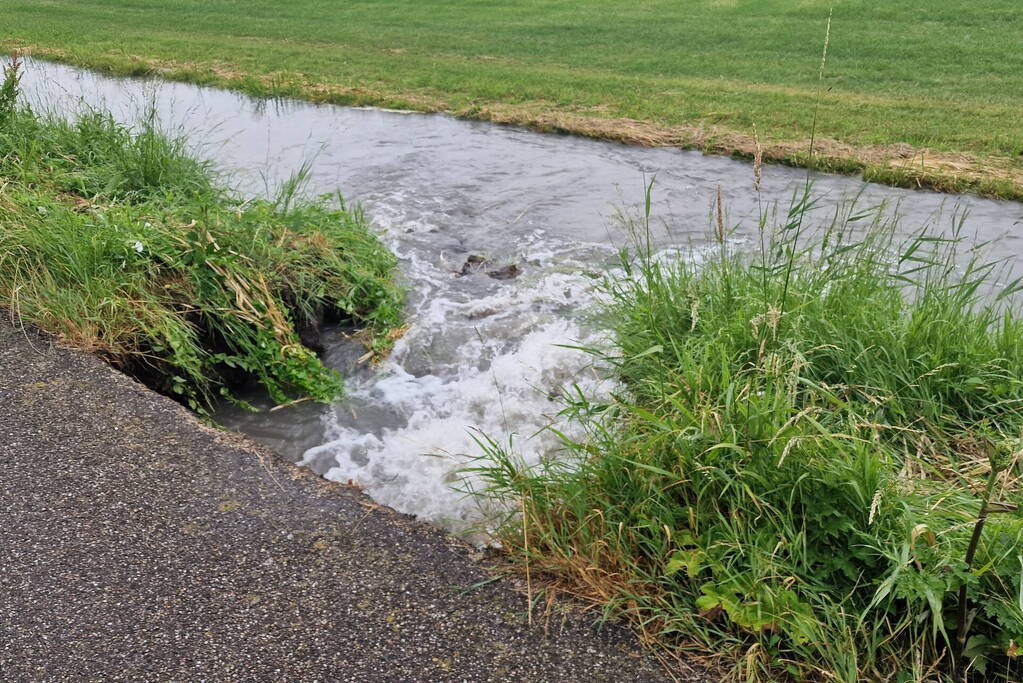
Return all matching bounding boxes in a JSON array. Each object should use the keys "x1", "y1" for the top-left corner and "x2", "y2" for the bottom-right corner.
[
  {"x1": 299, "y1": 224, "x2": 617, "y2": 532},
  {"x1": 14, "y1": 57, "x2": 1023, "y2": 537}
]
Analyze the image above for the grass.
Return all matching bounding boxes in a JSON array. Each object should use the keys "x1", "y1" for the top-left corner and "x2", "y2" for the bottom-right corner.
[
  {"x1": 1, "y1": 0, "x2": 1023, "y2": 198},
  {"x1": 470, "y1": 180, "x2": 1023, "y2": 680},
  {"x1": 0, "y1": 58, "x2": 403, "y2": 413}
]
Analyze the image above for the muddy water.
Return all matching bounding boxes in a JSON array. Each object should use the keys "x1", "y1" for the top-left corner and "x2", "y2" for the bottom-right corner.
[{"x1": 15, "y1": 58, "x2": 1023, "y2": 534}]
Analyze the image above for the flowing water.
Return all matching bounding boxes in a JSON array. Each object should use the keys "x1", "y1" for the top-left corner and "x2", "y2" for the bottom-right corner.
[{"x1": 14, "y1": 58, "x2": 1023, "y2": 535}]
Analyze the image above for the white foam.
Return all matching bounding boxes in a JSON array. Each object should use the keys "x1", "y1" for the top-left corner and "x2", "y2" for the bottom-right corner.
[
  {"x1": 21, "y1": 55, "x2": 1023, "y2": 545},
  {"x1": 306, "y1": 318, "x2": 606, "y2": 532},
  {"x1": 298, "y1": 224, "x2": 615, "y2": 535}
]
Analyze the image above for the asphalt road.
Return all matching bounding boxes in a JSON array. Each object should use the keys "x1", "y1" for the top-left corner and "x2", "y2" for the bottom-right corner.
[{"x1": 0, "y1": 320, "x2": 699, "y2": 682}]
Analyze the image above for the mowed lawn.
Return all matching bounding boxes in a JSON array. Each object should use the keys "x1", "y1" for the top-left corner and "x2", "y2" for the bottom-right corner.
[{"x1": 3, "y1": 0, "x2": 1023, "y2": 193}]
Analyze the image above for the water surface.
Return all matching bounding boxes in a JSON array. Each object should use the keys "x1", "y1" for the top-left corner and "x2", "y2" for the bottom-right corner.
[{"x1": 15, "y1": 58, "x2": 1023, "y2": 533}]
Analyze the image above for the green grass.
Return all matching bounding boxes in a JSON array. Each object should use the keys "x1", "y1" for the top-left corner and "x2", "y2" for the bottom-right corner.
[
  {"x1": 0, "y1": 59, "x2": 403, "y2": 412},
  {"x1": 2, "y1": 0, "x2": 1022, "y2": 198},
  {"x1": 471, "y1": 187, "x2": 1023, "y2": 680}
]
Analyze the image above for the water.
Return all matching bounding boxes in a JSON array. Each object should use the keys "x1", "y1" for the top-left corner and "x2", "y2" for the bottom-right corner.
[{"x1": 14, "y1": 58, "x2": 1023, "y2": 534}]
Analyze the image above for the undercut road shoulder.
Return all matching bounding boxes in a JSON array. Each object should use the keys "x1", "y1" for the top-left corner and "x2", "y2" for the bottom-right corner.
[{"x1": 0, "y1": 320, "x2": 697, "y2": 681}]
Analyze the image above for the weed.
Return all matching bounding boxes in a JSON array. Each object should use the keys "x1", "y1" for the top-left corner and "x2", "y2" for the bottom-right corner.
[
  {"x1": 0, "y1": 76, "x2": 402, "y2": 413},
  {"x1": 471, "y1": 12, "x2": 1023, "y2": 675},
  {"x1": 473, "y1": 192, "x2": 1023, "y2": 679},
  {"x1": 0, "y1": 53, "x2": 21, "y2": 128}
]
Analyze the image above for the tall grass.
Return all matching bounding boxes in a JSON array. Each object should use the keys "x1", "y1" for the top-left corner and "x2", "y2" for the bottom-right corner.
[
  {"x1": 473, "y1": 192, "x2": 1023, "y2": 680},
  {"x1": 0, "y1": 59, "x2": 402, "y2": 411}
]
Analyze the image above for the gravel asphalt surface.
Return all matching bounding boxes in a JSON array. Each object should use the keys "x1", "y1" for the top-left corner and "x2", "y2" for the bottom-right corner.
[{"x1": 0, "y1": 320, "x2": 704, "y2": 681}]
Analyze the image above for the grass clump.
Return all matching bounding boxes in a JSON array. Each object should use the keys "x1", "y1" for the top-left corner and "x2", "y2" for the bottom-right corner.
[
  {"x1": 0, "y1": 58, "x2": 402, "y2": 412},
  {"x1": 474, "y1": 190, "x2": 1023, "y2": 680}
]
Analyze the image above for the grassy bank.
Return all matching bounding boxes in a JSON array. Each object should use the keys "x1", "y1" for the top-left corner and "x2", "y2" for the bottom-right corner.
[
  {"x1": 1, "y1": 1, "x2": 1022, "y2": 199},
  {"x1": 0, "y1": 58, "x2": 402, "y2": 412},
  {"x1": 474, "y1": 188, "x2": 1023, "y2": 679}
]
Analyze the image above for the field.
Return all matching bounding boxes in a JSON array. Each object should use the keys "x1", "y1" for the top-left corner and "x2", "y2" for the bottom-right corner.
[{"x1": 2, "y1": 0, "x2": 1023, "y2": 198}]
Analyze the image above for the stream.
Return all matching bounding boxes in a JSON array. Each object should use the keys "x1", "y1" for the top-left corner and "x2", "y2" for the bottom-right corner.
[{"x1": 14, "y1": 57, "x2": 1023, "y2": 536}]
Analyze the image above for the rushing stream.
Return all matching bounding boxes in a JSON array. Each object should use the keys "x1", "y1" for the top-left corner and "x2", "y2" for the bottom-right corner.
[{"x1": 14, "y1": 58, "x2": 1023, "y2": 535}]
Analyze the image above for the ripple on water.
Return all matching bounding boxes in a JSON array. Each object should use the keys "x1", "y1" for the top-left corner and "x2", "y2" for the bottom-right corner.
[{"x1": 14, "y1": 56, "x2": 1023, "y2": 535}]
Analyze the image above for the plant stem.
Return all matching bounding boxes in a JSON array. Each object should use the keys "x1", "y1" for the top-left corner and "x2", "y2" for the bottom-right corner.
[{"x1": 955, "y1": 465, "x2": 999, "y2": 677}]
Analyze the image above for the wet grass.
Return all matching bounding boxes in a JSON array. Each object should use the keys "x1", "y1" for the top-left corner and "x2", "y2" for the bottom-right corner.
[
  {"x1": 2, "y1": 0, "x2": 1023, "y2": 199},
  {"x1": 0, "y1": 59, "x2": 403, "y2": 413},
  {"x1": 471, "y1": 183, "x2": 1023, "y2": 680}
]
